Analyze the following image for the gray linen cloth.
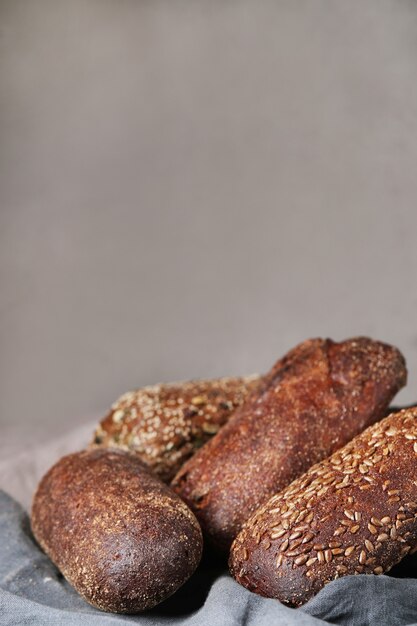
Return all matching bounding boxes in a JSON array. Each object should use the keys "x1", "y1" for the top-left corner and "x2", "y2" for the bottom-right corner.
[{"x1": 1, "y1": 424, "x2": 417, "y2": 625}]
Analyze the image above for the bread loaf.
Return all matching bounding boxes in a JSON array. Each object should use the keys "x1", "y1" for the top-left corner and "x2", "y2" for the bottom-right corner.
[
  {"x1": 230, "y1": 407, "x2": 417, "y2": 606},
  {"x1": 92, "y1": 375, "x2": 260, "y2": 482},
  {"x1": 172, "y1": 337, "x2": 406, "y2": 550},
  {"x1": 31, "y1": 448, "x2": 203, "y2": 613}
]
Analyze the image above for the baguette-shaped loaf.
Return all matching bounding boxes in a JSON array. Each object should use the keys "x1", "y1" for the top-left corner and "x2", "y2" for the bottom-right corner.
[
  {"x1": 92, "y1": 375, "x2": 260, "y2": 482},
  {"x1": 230, "y1": 407, "x2": 417, "y2": 606},
  {"x1": 172, "y1": 337, "x2": 406, "y2": 550},
  {"x1": 31, "y1": 449, "x2": 203, "y2": 613}
]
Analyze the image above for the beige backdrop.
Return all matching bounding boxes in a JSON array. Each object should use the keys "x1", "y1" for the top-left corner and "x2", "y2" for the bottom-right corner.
[{"x1": 1, "y1": 0, "x2": 417, "y2": 457}]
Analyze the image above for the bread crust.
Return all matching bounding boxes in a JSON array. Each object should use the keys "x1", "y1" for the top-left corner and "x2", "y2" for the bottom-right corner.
[
  {"x1": 172, "y1": 338, "x2": 407, "y2": 550},
  {"x1": 92, "y1": 375, "x2": 260, "y2": 482},
  {"x1": 230, "y1": 407, "x2": 417, "y2": 606},
  {"x1": 31, "y1": 448, "x2": 203, "y2": 613}
]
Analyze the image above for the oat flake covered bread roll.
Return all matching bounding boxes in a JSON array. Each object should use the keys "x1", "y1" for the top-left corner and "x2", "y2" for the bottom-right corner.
[
  {"x1": 172, "y1": 337, "x2": 407, "y2": 550},
  {"x1": 230, "y1": 407, "x2": 417, "y2": 606},
  {"x1": 92, "y1": 375, "x2": 260, "y2": 483},
  {"x1": 31, "y1": 448, "x2": 203, "y2": 613}
]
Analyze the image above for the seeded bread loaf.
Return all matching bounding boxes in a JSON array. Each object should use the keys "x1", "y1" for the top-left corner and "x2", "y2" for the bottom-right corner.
[
  {"x1": 172, "y1": 337, "x2": 406, "y2": 551},
  {"x1": 31, "y1": 448, "x2": 203, "y2": 613},
  {"x1": 230, "y1": 407, "x2": 417, "y2": 606},
  {"x1": 92, "y1": 375, "x2": 260, "y2": 482}
]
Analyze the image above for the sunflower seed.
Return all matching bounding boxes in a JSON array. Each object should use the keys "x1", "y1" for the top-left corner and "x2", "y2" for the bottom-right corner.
[
  {"x1": 295, "y1": 554, "x2": 308, "y2": 566},
  {"x1": 280, "y1": 539, "x2": 289, "y2": 552},
  {"x1": 289, "y1": 531, "x2": 302, "y2": 541},
  {"x1": 371, "y1": 517, "x2": 382, "y2": 527},
  {"x1": 365, "y1": 540, "x2": 374, "y2": 552}
]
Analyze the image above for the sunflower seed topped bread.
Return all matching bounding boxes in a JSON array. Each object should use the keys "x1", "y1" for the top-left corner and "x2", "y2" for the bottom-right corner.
[
  {"x1": 230, "y1": 407, "x2": 417, "y2": 606},
  {"x1": 92, "y1": 375, "x2": 260, "y2": 482},
  {"x1": 172, "y1": 337, "x2": 407, "y2": 550},
  {"x1": 31, "y1": 448, "x2": 203, "y2": 613}
]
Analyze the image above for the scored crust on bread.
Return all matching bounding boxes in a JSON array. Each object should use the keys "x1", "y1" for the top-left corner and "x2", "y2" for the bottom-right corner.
[{"x1": 172, "y1": 337, "x2": 407, "y2": 550}]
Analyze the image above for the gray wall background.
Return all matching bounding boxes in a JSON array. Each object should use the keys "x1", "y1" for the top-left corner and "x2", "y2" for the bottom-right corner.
[{"x1": 1, "y1": 0, "x2": 417, "y2": 454}]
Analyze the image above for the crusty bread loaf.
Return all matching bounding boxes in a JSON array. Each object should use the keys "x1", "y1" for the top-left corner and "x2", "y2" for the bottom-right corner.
[
  {"x1": 230, "y1": 407, "x2": 417, "y2": 606},
  {"x1": 172, "y1": 337, "x2": 407, "y2": 551},
  {"x1": 92, "y1": 375, "x2": 260, "y2": 482},
  {"x1": 31, "y1": 448, "x2": 203, "y2": 613}
]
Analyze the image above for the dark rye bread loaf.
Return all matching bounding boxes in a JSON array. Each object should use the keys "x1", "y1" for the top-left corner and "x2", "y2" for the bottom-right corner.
[
  {"x1": 92, "y1": 375, "x2": 260, "y2": 483},
  {"x1": 31, "y1": 448, "x2": 203, "y2": 613},
  {"x1": 230, "y1": 407, "x2": 417, "y2": 606},
  {"x1": 172, "y1": 337, "x2": 407, "y2": 551}
]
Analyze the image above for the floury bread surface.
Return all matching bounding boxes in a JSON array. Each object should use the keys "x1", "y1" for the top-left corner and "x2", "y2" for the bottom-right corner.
[
  {"x1": 230, "y1": 407, "x2": 417, "y2": 606},
  {"x1": 31, "y1": 448, "x2": 203, "y2": 613},
  {"x1": 92, "y1": 375, "x2": 260, "y2": 482},
  {"x1": 172, "y1": 337, "x2": 407, "y2": 550}
]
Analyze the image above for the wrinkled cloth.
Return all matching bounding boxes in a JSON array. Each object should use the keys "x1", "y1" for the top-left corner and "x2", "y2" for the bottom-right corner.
[{"x1": 1, "y1": 490, "x2": 417, "y2": 626}]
